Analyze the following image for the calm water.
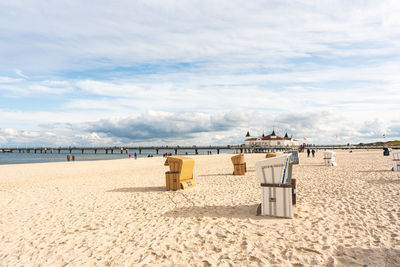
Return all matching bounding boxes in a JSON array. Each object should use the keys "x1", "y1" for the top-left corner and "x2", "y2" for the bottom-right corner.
[{"x1": 0, "y1": 149, "x2": 236, "y2": 165}]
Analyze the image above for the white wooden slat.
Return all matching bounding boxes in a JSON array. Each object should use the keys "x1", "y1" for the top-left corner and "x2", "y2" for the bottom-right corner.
[{"x1": 391, "y1": 149, "x2": 400, "y2": 172}]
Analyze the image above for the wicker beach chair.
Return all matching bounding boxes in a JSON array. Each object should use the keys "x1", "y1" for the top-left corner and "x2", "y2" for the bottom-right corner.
[
  {"x1": 231, "y1": 154, "x2": 246, "y2": 175},
  {"x1": 165, "y1": 156, "x2": 195, "y2": 190},
  {"x1": 255, "y1": 154, "x2": 293, "y2": 218},
  {"x1": 390, "y1": 149, "x2": 400, "y2": 172},
  {"x1": 323, "y1": 150, "x2": 337, "y2": 166}
]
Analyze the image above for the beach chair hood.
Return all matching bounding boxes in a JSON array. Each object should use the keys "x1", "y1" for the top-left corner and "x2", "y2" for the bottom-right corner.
[{"x1": 255, "y1": 154, "x2": 292, "y2": 185}]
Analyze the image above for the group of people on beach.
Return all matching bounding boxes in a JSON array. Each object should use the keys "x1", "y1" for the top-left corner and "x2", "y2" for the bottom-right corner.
[{"x1": 307, "y1": 148, "x2": 316, "y2": 157}]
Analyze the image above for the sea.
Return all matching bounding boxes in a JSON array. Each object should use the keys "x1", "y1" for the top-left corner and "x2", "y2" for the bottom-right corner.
[{"x1": 0, "y1": 148, "x2": 236, "y2": 165}]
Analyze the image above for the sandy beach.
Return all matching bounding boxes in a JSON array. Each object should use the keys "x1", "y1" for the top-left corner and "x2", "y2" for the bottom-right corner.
[{"x1": 0, "y1": 150, "x2": 399, "y2": 266}]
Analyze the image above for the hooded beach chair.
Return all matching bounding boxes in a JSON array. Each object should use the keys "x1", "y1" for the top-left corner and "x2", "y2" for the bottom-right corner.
[
  {"x1": 288, "y1": 150, "x2": 299, "y2": 165},
  {"x1": 391, "y1": 149, "x2": 400, "y2": 172},
  {"x1": 231, "y1": 154, "x2": 246, "y2": 175},
  {"x1": 383, "y1": 147, "x2": 390, "y2": 156},
  {"x1": 165, "y1": 156, "x2": 195, "y2": 190},
  {"x1": 255, "y1": 154, "x2": 293, "y2": 218},
  {"x1": 324, "y1": 150, "x2": 337, "y2": 166}
]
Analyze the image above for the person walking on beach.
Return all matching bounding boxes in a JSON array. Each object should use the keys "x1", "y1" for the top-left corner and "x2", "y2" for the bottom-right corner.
[
  {"x1": 134, "y1": 152, "x2": 137, "y2": 160},
  {"x1": 307, "y1": 148, "x2": 310, "y2": 157},
  {"x1": 312, "y1": 149, "x2": 315, "y2": 157}
]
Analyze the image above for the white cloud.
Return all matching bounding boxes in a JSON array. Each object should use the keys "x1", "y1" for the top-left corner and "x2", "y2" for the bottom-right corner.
[
  {"x1": 0, "y1": 109, "x2": 399, "y2": 147},
  {"x1": 0, "y1": 79, "x2": 73, "y2": 96},
  {"x1": 15, "y1": 69, "x2": 29, "y2": 79},
  {"x1": 21, "y1": 131, "x2": 40, "y2": 137},
  {"x1": 1, "y1": 128, "x2": 19, "y2": 136},
  {"x1": 29, "y1": 84, "x2": 71, "y2": 94},
  {"x1": 1, "y1": 1, "x2": 399, "y2": 73},
  {"x1": 1, "y1": 1, "x2": 400, "y2": 146},
  {"x1": 0, "y1": 76, "x2": 22, "y2": 83}
]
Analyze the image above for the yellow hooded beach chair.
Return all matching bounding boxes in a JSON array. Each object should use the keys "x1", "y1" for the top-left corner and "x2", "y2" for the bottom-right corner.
[
  {"x1": 231, "y1": 154, "x2": 246, "y2": 175},
  {"x1": 165, "y1": 156, "x2": 195, "y2": 190}
]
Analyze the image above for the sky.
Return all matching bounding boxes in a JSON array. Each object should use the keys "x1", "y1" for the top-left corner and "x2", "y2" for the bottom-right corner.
[{"x1": 1, "y1": 0, "x2": 400, "y2": 147}]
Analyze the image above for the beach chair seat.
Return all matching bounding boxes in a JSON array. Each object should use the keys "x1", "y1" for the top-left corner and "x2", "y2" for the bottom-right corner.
[
  {"x1": 391, "y1": 149, "x2": 400, "y2": 172},
  {"x1": 165, "y1": 156, "x2": 195, "y2": 190},
  {"x1": 231, "y1": 154, "x2": 246, "y2": 175},
  {"x1": 255, "y1": 154, "x2": 293, "y2": 218},
  {"x1": 323, "y1": 150, "x2": 337, "y2": 166}
]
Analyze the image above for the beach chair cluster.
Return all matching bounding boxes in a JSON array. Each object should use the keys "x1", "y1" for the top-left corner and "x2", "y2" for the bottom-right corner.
[
  {"x1": 323, "y1": 150, "x2": 337, "y2": 166},
  {"x1": 255, "y1": 154, "x2": 295, "y2": 218},
  {"x1": 165, "y1": 156, "x2": 196, "y2": 190},
  {"x1": 163, "y1": 153, "x2": 298, "y2": 219},
  {"x1": 391, "y1": 149, "x2": 400, "y2": 172},
  {"x1": 231, "y1": 154, "x2": 247, "y2": 175}
]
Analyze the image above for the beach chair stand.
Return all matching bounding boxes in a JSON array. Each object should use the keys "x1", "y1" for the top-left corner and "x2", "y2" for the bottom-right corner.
[
  {"x1": 233, "y1": 163, "x2": 246, "y2": 175},
  {"x1": 256, "y1": 183, "x2": 293, "y2": 217}
]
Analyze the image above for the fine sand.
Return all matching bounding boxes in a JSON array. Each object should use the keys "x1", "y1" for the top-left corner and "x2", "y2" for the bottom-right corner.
[{"x1": 0, "y1": 150, "x2": 399, "y2": 266}]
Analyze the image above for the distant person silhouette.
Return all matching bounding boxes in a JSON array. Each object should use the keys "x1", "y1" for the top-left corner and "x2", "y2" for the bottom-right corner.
[
  {"x1": 134, "y1": 152, "x2": 137, "y2": 160},
  {"x1": 312, "y1": 149, "x2": 315, "y2": 157},
  {"x1": 307, "y1": 148, "x2": 310, "y2": 157}
]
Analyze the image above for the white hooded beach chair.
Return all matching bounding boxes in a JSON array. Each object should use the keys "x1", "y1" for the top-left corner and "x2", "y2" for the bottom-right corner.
[
  {"x1": 324, "y1": 150, "x2": 337, "y2": 166},
  {"x1": 255, "y1": 154, "x2": 293, "y2": 218},
  {"x1": 390, "y1": 149, "x2": 400, "y2": 172}
]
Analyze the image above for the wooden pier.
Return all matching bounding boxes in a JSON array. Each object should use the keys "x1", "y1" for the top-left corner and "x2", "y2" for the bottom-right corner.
[
  {"x1": 0, "y1": 145, "x2": 240, "y2": 155},
  {"x1": 0, "y1": 144, "x2": 395, "y2": 155}
]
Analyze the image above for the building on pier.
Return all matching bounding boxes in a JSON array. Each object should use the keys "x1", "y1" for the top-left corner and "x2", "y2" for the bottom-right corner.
[{"x1": 245, "y1": 130, "x2": 298, "y2": 147}]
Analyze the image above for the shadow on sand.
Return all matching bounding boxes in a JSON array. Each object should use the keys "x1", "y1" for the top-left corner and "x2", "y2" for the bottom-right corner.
[
  {"x1": 198, "y1": 170, "x2": 255, "y2": 177},
  {"x1": 300, "y1": 163, "x2": 325, "y2": 166},
  {"x1": 198, "y1": 173, "x2": 234, "y2": 177},
  {"x1": 358, "y1": 169, "x2": 392, "y2": 173},
  {"x1": 163, "y1": 204, "x2": 286, "y2": 220},
  {"x1": 107, "y1": 186, "x2": 165, "y2": 193},
  {"x1": 334, "y1": 247, "x2": 400, "y2": 266},
  {"x1": 367, "y1": 179, "x2": 400, "y2": 185}
]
